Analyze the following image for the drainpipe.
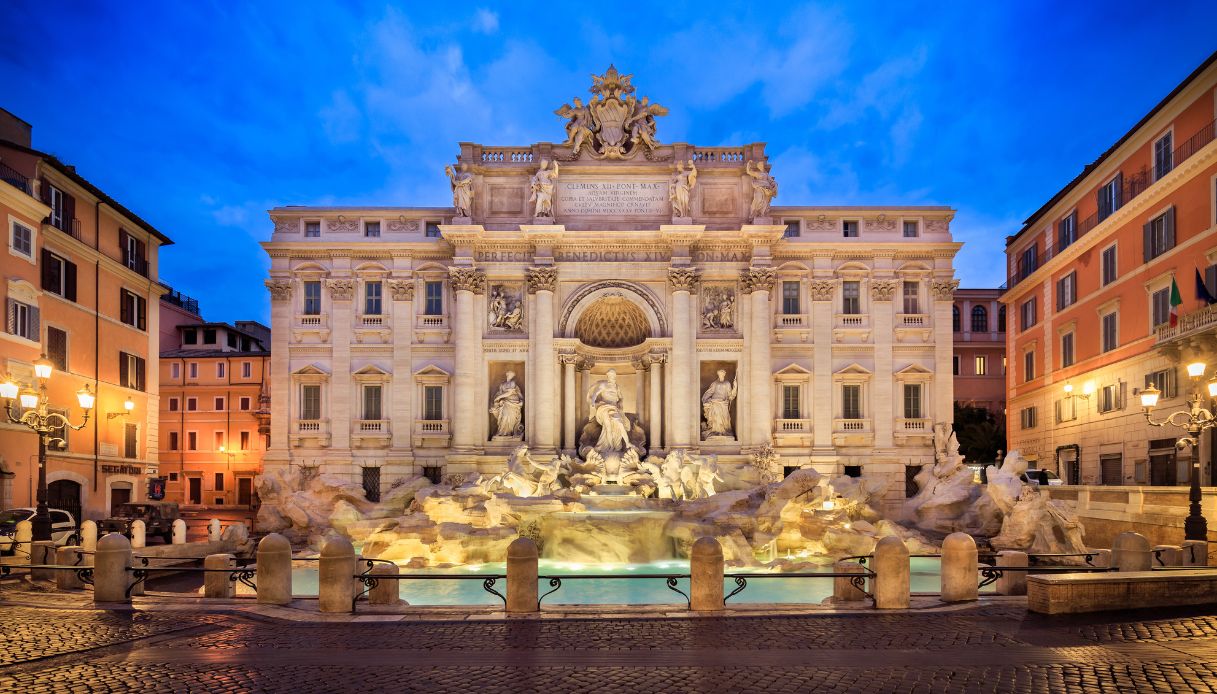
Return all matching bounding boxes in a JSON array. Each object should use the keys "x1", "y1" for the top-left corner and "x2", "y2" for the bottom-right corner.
[{"x1": 92, "y1": 201, "x2": 102, "y2": 498}]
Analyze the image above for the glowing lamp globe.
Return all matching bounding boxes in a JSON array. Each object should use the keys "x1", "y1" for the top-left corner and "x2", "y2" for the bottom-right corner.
[
  {"x1": 1187, "y1": 362, "x2": 1207, "y2": 379},
  {"x1": 1140, "y1": 383, "x2": 1161, "y2": 409},
  {"x1": 76, "y1": 385, "x2": 95, "y2": 410},
  {"x1": 33, "y1": 356, "x2": 53, "y2": 380},
  {"x1": 0, "y1": 381, "x2": 18, "y2": 400},
  {"x1": 18, "y1": 390, "x2": 38, "y2": 409}
]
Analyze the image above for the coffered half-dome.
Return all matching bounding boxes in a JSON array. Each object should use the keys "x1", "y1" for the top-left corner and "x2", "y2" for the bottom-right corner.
[{"x1": 574, "y1": 294, "x2": 650, "y2": 348}]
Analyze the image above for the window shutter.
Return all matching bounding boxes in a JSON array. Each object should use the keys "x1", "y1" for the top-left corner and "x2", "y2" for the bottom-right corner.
[
  {"x1": 39, "y1": 178, "x2": 52, "y2": 205},
  {"x1": 64, "y1": 260, "x2": 77, "y2": 302},
  {"x1": 29, "y1": 306, "x2": 39, "y2": 339},
  {"x1": 1113, "y1": 172, "x2": 1123, "y2": 208},
  {"x1": 41, "y1": 249, "x2": 54, "y2": 290},
  {"x1": 119, "y1": 229, "x2": 130, "y2": 264},
  {"x1": 1143, "y1": 221, "x2": 1153, "y2": 263},
  {"x1": 137, "y1": 296, "x2": 146, "y2": 330},
  {"x1": 1165, "y1": 206, "x2": 1176, "y2": 251},
  {"x1": 5, "y1": 299, "x2": 15, "y2": 334},
  {"x1": 136, "y1": 238, "x2": 147, "y2": 268},
  {"x1": 120, "y1": 290, "x2": 130, "y2": 324},
  {"x1": 136, "y1": 357, "x2": 146, "y2": 391},
  {"x1": 63, "y1": 193, "x2": 75, "y2": 230},
  {"x1": 119, "y1": 352, "x2": 129, "y2": 387}
]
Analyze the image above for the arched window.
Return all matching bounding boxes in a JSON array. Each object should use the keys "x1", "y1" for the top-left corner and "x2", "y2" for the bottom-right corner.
[
  {"x1": 998, "y1": 305, "x2": 1007, "y2": 332},
  {"x1": 952, "y1": 305, "x2": 961, "y2": 332},
  {"x1": 971, "y1": 305, "x2": 988, "y2": 332}
]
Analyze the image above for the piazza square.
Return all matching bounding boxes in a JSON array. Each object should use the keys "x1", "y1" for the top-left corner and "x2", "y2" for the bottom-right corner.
[{"x1": 2, "y1": 5, "x2": 1217, "y2": 693}]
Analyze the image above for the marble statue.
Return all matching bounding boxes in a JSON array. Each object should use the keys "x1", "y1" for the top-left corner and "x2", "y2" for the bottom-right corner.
[
  {"x1": 669, "y1": 161, "x2": 697, "y2": 218},
  {"x1": 905, "y1": 423, "x2": 983, "y2": 534},
  {"x1": 701, "y1": 370, "x2": 738, "y2": 438},
  {"x1": 587, "y1": 369, "x2": 631, "y2": 454},
  {"x1": 488, "y1": 286, "x2": 523, "y2": 331},
  {"x1": 745, "y1": 160, "x2": 778, "y2": 219},
  {"x1": 701, "y1": 287, "x2": 735, "y2": 330},
  {"x1": 554, "y1": 97, "x2": 594, "y2": 154},
  {"x1": 990, "y1": 485, "x2": 1087, "y2": 555},
  {"x1": 529, "y1": 159, "x2": 560, "y2": 218},
  {"x1": 444, "y1": 163, "x2": 474, "y2": 217},
  {"x1": 489, "y1": 371, "x2": 524, "y2": 439},
  {"x1": 694, "y1": 456, "x2": 724, "y2": 498},
  {"x1": 555, "y1": 66, "x2": 668, "y2": 160}
]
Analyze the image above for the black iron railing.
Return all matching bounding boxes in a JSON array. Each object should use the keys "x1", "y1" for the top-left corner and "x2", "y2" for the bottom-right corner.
[
  {"x1": 351, "y1": 572, "x2": 507, "y2": 611},
  {"x1": 0, "y1": 160, "x2": 29, "y2": 194},
  {"x1": 537, "y1": 574, "x2": 691, "y2": 609},
  {"x1": 724, "y1": 569, "x2": 875, "y2": 605},
  {"x1": 0, "y1": 563, "x2": 94, "y2": 585},
  {"x1": 125, "y1": 564, "x2": 257, "y2": 598}
]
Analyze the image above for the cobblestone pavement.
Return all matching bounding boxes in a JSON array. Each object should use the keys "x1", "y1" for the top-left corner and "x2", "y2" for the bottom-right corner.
[{"x1": 5, "y1": 604, "x2": 1217, "y2": 692}]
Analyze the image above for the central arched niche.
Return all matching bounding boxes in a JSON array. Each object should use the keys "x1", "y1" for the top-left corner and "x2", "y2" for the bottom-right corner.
[{"x1": 574, "y1": 294, "x2": 650, "y2": 348}]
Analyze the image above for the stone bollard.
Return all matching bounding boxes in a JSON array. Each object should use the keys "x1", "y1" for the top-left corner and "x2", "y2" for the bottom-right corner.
[
  {"x1": 209, "y1": 519, "x2": 222, "y2": 542},
  {"x1": 14, "y1": 520, "x2": 32, "y2": 561},
  {"x1": 172, "y1": 519, "x2": 187, "y2": 545},
  {"x1": 690, "y1": 536, "x2": 724, "y2": 611},
  {"x1": 1183, "y1": 541, "x2": 1209, "y2": 566},
  {"x1": 204, "y1": 553, "x2": 236, "y2": 598},
  {"x1": 1088, "y1": 549, "x2": 1112, "y2": 568},
  {"x1": 319, "y1": 536, "x2": 357, "y2": 613},
  {"x1": 1153, "y1": 545, "x2": 1183, "y2": 568},
  {"x1": 80, "y1": 520, "x2": 98, "y2": 552},
  {"x1": 31, "y1": 541, "x2": 57, "y2": 581},
  {"x1": 256, "y1": 533, "x2": 292, "y2": 605},
  {"x1": 874, "y1": 536, "x2": 910, "y2": 609},
  {"x1": 56, "y1": 546, "x2": 84, "y2": 590},
  {"x1": 506, "y1": 537, "x2": 539, "y2": 614},
  {"x1": 1112, "y1": 532, "x2": 1151, "y2": 571},
  {"x1": 940, "y1": 532, "x2": 979, "y2": 602},
  {"x1": 130, "y1": 520, "x2": 146, "y2": 549},
  {"x1": 94, "y1": 533, "x2": 133, "y2": 603},
  {"x1": 832, "y1": 560, "x2": 868, "y2": 602},
  {"x1": 368, "y1": 563, "x2": 401, "y2": 605},
  {"x1": 995, "y1": 551, "x2": 1028, "y2": 596}
]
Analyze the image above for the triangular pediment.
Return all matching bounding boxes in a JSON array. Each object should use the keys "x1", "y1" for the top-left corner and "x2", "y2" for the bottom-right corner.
[
  {"x1": 292, "y1": 363, "x2": 330, "y2": 376},
  {"x1": 413, "y1": 364, "x2": 451, "y2": 377},
  {"x1": 895, "y1": 364, "x2": 933, "y2": 377},
  {"x1": 354, "y1": 364, "x2": 390, "y2": 376},
  {"x1": 834, "y1": 363, "x2": 872, "y2": 376},
  {"x1": 775, "y1": 363, "x2": 812, "y2": 376}
]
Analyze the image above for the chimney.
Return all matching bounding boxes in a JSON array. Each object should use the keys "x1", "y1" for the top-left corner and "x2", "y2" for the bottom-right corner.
[{"x1": 0, "y1": 108, "x2": 32, "y2": 148}]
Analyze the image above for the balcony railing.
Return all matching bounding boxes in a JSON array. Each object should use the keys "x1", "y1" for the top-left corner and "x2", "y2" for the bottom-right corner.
[
  {"x1": 897, "y1": 418, "x2": 931, "y2": 432},
  {"x1": 1011, "y1": 117, "x2": 1217, "y2": 288},
  {"x1": 418, "y1": 315, "x2": 448, "y2": 329},
  {"x1": 834, "y1": 418, "x2": 870, "y2": 432},
  {"x1": 360, "y1": 315, "x2": 386, "y2": 327},
  {"x1": 295, "y1": 420, "x2": 322, "y2": 432},
  {"x1": 775, "y1": 313, "x2": 807, "y2": 328},
  {"x1": 775, "y1": 418, "x2": 810, "y2": 432},
  {"x1": 836, "y1": 314, "x2": 867, "y2": 328},
  {"x1": 416, "y1": 419, "x2": 449, "y2": 434},
  {"x1": 0, "y1": 160, "x2": 30, "y2": 194},
  {"x1": 357, "y1": 420, "x2": 387, "y2": 432},
  {"x1": 47, "y1": 216, "x2": 82, "y2": 241},
  {"x1": 298, "y1": 314, "x2": 326, "y2": 327},
  {"x1": 1156, "y1": 303, "x2": 1217, "y2": 345},
  {"x1": 897, "y1": 314, "x2": 927, "y2": 327}
]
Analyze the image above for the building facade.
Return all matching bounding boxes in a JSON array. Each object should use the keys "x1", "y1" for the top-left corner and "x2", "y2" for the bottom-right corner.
[
  {"x1": 261, "y1": 70, "x2": 960, "y2": 509},
  {"x1": 157, "y1": 291, "x2": 270, "y2": 510},
  {"x1": 953, "y1": 288, "x2": 1007, "y2": 415},
  {"x1": 1004, "y1": 52, "x2": 1217, "y2": 486},
  {"x1": 0, "y1": 109, "x2": 170, "y2": 520}
]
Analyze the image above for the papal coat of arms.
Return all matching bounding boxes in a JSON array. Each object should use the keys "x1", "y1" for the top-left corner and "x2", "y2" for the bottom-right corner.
[{"x1": 554, "y1": 65, "x2": 669, "y2": 160}]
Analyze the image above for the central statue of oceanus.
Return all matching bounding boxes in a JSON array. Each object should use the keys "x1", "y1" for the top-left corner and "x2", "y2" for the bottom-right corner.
[{"x1": 579, "y1": 368, "x2": 647, "y2": 482}]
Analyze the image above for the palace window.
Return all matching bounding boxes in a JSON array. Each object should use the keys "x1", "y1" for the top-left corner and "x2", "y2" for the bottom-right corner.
[
  {"x1": 1154, "y1": 132, "x2": 1173, "y2": 180},
  {"x1": 781, "y1": 384, "x2": 801, "y2": 419},
  {"x1": 1098, "y1": 175, "x2": 1122, "y2": 222},
  {"x1": 239, "y1": 396, "x2": 252, "y2": 410},
  {"x1": 425, "y1": 222, "x2": 442, "y2": 238},
  {"x1": 424, "y1": 281, "x2": 443, "y2": 315},
  {"x1": 1144, "y1": 208, "x2": 1175, "y2": 262},
  {"x1": 304, "y1": 221, "x2": 321, "y2": 237},
  {"x1": 423, "y1": 385, "x2": 444, "y2": 420},
  {"x1": 1145, "y1": 369, "x2": 1177, "y2": 399},
  {"x1": 168, "y1": 397, "x2": 179, "y2": 412},
  {"x1": 10, "y1": 220, "x2": 33, "y2": 258},
  {"x1": 1061, "y1": 332, "x2": 1075, "y2": 368},
  {"x1": 168, "y1": 431, "x2": 179, "y2": 451},
  {"x1": 1056, "y1": 272, "x2": 1076, "y2": 310},
  {"x1": 6, "y1": 299, "x2": 37, "y2": 341},
  {"x1": 363, "y1": 385, "x2": 383, "y2": 420},
  {"x1": 975, "y1": 355, "x2": 987, "y2": 376},
  {"x1": 952, "y1": 355, "x2": 960, "y2": 376},
  {"x1": 781, "y1": 281, "x2": 800, "y2": 314},
  {"x1": 119, "y1": 352, "x2": 146, "y2": 391},
  {"x1": 242, "y1": 361, "x2": 252, "y2": 378},
  {"x1": 240, "y1": 431, "x2": 251, "y2": 450},
  {"x1": 187, "y1": 397, "x2": 198, "y2": 411},
  {"x1": 1020, "y1": 406, "x2": 1037, "y2": 430},
  {"x1": 215, "y1": 472, "x2": 225, "y2": 491},
  {"x1": 203, "y1": 328, "x2": 217, "y2": 344},
  {"x1": 952, "y1": 305, "x2": 960, "y2": 332},
  {"x1": 303, "y1": 281, "x2": 322, "y2": 315},
  {"x1": 1151, "y1": 287, "x2": 1171, "y2": 328},
  {"x1": 188, "y1": 362, "x2": 198, "y2": 379},
  {"x1": 842, "y1": 220, "x2": 859, "y2": 238},
  {"x1": 841, "y1": 281, "x2": 861, "y2": 314},
  {"x1": 998, "y1": 305, "x2": 1006, "y2": 332},
  {"x1": 783, "y1": 220, "x2": 800, "y2": 238},
  {"x1": 46, "y1": 326, "x2": 67, "y2": 371},
  {"x1": 300, "y1": 384, "x2": 321, "y2": 420},
  {"x1": 217, "y1": 362, "x2": 226, "y2": 378},
  {"x1": 119, "y1": 289, "x2": 147, "y2": 330},
  {"x1": 124, "y1": 423, "x2": 138, "y2": 459},
  {"x1": 41, "y1": 250, "x2": 76, "y2": 300},
  {"x1": 214, "y1": 397, "x2": 225, "y2": 411},
  {"x1": 1020, "y1": 297, "x2": 1037, "y2": 331},
  {"x1": 170, "y1": 362, "x2": 180, "y2": 379},
  {"x1": 902, "y1": 383, "x2": 922, "y2": 419},
  {"x1": 903, "y1": 220, "x2": 918, "y2": 238},
  {"x1": 1101, "y1": 244, "x2": 1118, "y2": 285},
  {"x1": 1101, "y1": 311, "x2": 1118, "y2": 353},
  {"x1": 362, "y1": 467, "x2": 381, "y2": 503},
  {"x1": 1023, "y1": 350, "x2": 1035, "y2": 382},
  {"x1": 902, "y1": 281, "x2": 919, "y2": 314},
  {"x1": 971, "y1": 305, "x2": 988, "y2": 332},
  {"x1": 365, "y1": 281, "x2": 383, "y2": 315},
  {"x1": 1098, "y1": 383, "x2": 1125, "y2": 414},
  {"x1": 1018, "y1": 243, "x2": 1038, "y2": 280},
  {"x1": 841, "y1": 384, "x2": 863, "y2": 420},
  {"x1": 364, "y1": 221, "x2": 381, "y2": 238},
  {"x1": 183, "y1": 328, "x2": 197, "y2": 344},
  {"x1": 214, "y1": 431, "x2": 225, "y2": 450},
  {"x1": 1057, "y1": 212, "x2": 1077, "y2": 251},
  {"x1": 187, "y1": 432, "x2": 197, "y2": 450}
]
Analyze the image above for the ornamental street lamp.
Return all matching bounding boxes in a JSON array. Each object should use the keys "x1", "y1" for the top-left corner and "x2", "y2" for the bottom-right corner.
[
  {"x1": 1, "y1": 356, "x2": 95, "y2": 542},
  {"x1": 1140, "y1": 360, "x2": 1217, "y2": 542}
]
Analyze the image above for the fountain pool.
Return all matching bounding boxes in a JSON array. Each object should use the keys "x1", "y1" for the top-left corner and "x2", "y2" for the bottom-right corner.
[{"x1": 281, "y1": 557, "x2": 975, "y2": 605}]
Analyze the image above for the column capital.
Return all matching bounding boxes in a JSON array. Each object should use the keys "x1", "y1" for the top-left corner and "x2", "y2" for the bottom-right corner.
[
  {"x1": 870, "y1": 279, "x2": 898, "y2": 302},
  {"x1": 387, "y1": 279, "x2": 415, "y2": 301},
  {"x1": 325, "y1": 278, "x2": 356, "y2": 301},
  {"x1": 809, "y1": 279, "x2": 835, "y2": 301},
  {"x1": 667, "y1": 267, "x2": 701, "y2": 293},
  {"x1": 526, "y1": 266, "x2": 559, "y2": 294},
  {"x1": 265, "y1": 279, "x2": 293, "y2": 301},
  {"x1": 930, "y1": 278, "x2": 960, "y2": 301},
  {"x1": 739, "y1": 267, "x2": 776, "y2": 294},
  {"x1": 449, "y1": 267, "x2": 486, "y2": 295},
  {"x1": 558, "y1": 351, "x2": 580, "y2": 366}
]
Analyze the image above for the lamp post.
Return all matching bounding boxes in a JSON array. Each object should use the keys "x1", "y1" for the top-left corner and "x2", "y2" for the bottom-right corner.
[
  {"x1": 1, "y1": 356, "x2": 95, "y2": 542},
  {"x1": 1140, "y1": 361, "x2": 1217, "y2": 542}
]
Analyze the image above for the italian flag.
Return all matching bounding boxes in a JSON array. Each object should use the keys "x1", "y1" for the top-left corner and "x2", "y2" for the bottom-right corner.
[{"x1": 1170, "y1": 277, "x2": 1183, "y2": 327}]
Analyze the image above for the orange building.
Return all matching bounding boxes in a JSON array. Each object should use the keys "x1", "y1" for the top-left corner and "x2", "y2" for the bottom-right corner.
[
  {"x1": 1004, "y1": 52, "x2": 1217, "y2": 486},
  {"x1": 157, "y1": 294, "x2": 270, "y2": 511},
  {"x1": 953, "y1": 287, "x2": 1007, "y2": 416},
  {"x1": 0, "y1": 109, "x2": 170, "y2": 520}
]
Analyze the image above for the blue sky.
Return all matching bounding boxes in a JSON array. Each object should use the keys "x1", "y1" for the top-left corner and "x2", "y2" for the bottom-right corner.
[{"x1": 2, "y1": 1, "x2": 1215, "y2": 325}]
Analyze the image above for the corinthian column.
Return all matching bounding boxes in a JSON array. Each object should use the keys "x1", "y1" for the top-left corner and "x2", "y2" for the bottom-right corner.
[
  {"x1": 648, "y1": 351, "x2": 664, "y2": 452},
  {"x1": 449, "y1": 267, "x2": 485, "y2": 451},
  {"x1": 528, "y1": 266, "x2": 559, "y2": 453},
  {"x1": 264, "y1": 279, "x2": 293, "y2": 467},
  {"x1": 560, "y1": 353, "x2": 577, "y2": 452},
  {"x1": 742, "y1": 267, "x2": 776, "y2": 447},
  {"x1": 668, "y1": 267, "x2": 699, "y2": 449},
  {"x1": 931, "y1": 279, "x2": 960, "y2": 423}
]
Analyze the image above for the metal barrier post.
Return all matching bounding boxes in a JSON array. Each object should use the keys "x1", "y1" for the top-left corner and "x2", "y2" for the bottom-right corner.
[
  {"x1": 832, "y1": 561, "x2": 868, "y2": 602},
  {"x1": 130, "y1": 520, "x2": 146, "y2": 549},
  {"x1": 1183, "y1": 540, "x2": 1209, "y2": 566},
  {"x1": 368, "y1": 563, "x2": 400, "y2": 605},
  {"x1": 56, "y1": 546, "x2": 84, "y2": 590},
  {"x1": 14, "y1": 520, "x2": 32, "y2": 561},
  {"x1": 81, "y1": 520, "x2": 98, "y2": 552},
  {"x1": 209, "y1": 519, "x2": 222, "y2": 542},
  {"x1": 31, "y1": 541, "x2": 56, "y2": 581},
  {"x1": 172, "y1": 519, "x2": 188, "y2": 545}
]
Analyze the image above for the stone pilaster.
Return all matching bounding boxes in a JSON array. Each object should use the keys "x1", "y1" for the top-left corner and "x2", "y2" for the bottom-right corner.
[
  {"x1": 450, "y1": 267, "x2": 485, "y2": 451},
  {"x1": 326, "y1": 278, "x2": 355, "y2": 451},
  {"x1": 265, "y1": 279, "x2": 293, "y2": 467},
  {"x1": 809, "y1": 279, "x2": 834, "y2": 451},
  {"x1": 647, "y1": 351, "x2": 665, "y2": 452},
  {"x1": 931, "y1": 279, "x2": 959, "y2": 423},
  {"x1": 668, "y1": 267, "x2": 700, "y2": 448},
  {"x1": 871, "y1": 279, "x2": 895, "y2": 449},
  {"x1": 741, "y1": 267, "x2": 776, "y2": 447},
  {"x1": 528, "y1": 266, "x2": 559, "y2": 452},
  {"x1": 560, "y1": 353, "x2": 578, "y2": 453},
  {"x1": 388, "y1": 279, "x2": 415, "y2": 453}
]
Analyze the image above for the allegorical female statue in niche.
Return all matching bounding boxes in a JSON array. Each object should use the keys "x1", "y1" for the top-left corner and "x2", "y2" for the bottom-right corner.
[
  {"x1": 489, "y1": 371, "x2": 524, "y2": 438},
  {"x1": 701, "y1": 369, "x2": 738, "y2": 438}
]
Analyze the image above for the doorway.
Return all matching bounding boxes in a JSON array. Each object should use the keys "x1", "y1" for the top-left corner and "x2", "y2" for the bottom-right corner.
[
  {"x1": 109, "y1": 483, "x2": 132, "y2": 512},
  {"x1": 48, "y1": 480, "x2": 82, "y2": 526},
  {"x1": 188, "y1": 476, "x2": 202, "y2": 505},
  {"x1": 237, "y1": 477, "x2": 253, "y2": 507}
]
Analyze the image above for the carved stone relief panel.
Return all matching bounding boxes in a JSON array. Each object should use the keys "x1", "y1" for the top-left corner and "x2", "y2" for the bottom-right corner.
[
  {"x1": 700, "y1": 284, "x2": 737, "y2": 332},
  {"x1": 487, "y1": 283, "x2": 525, "y2": 332}
]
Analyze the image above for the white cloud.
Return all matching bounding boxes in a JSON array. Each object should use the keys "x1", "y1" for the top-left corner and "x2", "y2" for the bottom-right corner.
[{"x1": 472, "y1": 9, "x2": 499, "y2": 34}]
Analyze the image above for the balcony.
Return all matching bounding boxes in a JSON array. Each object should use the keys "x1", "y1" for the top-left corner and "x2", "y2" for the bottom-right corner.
[
  {"x1": 290, "y1": 419, "x2": 330, "y2": 448},
  {"x1": 836, "y1": 313, "x2": 867, "y2": 328},
  {"x1": 353, "y1": 419, "x2": 390, "y2": 448},
  {"x1": 121, "y1": 249, "x2": 149, "y2": 277},
  {"x1": 833, "y1": 313, "x2": 871, "y2": 343},
  {"x1": 1156, "y1": 303, "x2": 1217, "y2": 346},
  {"x1": 895, "y1": 313, "x2": 932, "y2": 343},
  {"x1": 46, "y1": 216, "x2": 82, "y2": 242},
  {"x1": 1010, "y1": 117, "x2": 1216, "y2": 288},
  {"x1": 774, "y1": 417, "x2": 812, "y2": 446},
  {"x1": 832, "y1": 418, "x2": 873, "y2": 446},
  {"x1": 360, "y1": 315, "x2": 386, "y2": 326},
  {"x1": 895, "y1": 417, "x2": 933, "y2": 443},
  {"x1": 299, "y1": 314, "x2": 326, "y2": 327},
  {"x1": 897, "y1": 314, "x2": 927, "y2": 327},
  {"x1": 354, "y1": 314, "x2": 391, "y2": 344},
  {"x1": 1, "y1": 160, "x2": 30, "y2": 195},
  {"x1": 413, "y1": 419, "x2": 451, "y2": 448},
  {"x1": 418, "y1": 315, "x2": 448, "y2": 328},
  {"x1": 775, "y1": 313, "x2": 807, "y2": 328}
]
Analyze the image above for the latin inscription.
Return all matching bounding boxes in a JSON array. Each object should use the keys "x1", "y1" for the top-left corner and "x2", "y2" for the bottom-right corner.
[{"x1": 557, "y1": 180, "x2": 669, "y2": 217}]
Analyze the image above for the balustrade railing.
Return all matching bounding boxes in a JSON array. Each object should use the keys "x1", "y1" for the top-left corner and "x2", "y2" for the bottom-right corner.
[
  {"x1": 1156, "y1": 302, "x2": 1217, "y2": 344},
  {"x1": 479, "y1": 148, "x2": 534, "y2": 164},
  {"x1": 690, "y1": 148, "x2": 746, "y2": 164},
  {"x1": 775, "y1": 314, "x2": 807, "y2": 327},
  {"x1": 775, "y1": 419, "x2": 810, "y2": 432},
  {"x1": 0, "y1": 159, "x2": 30, "y2": 194}
]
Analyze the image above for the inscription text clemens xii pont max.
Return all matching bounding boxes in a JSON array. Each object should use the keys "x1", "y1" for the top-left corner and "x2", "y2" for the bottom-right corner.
[{"x1": 557, "y1": 180, "x2": 668, "y2": 217}]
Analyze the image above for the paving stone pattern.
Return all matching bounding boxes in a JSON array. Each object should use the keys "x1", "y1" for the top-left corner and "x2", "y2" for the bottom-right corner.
[{"x1": 4, "y1": 605, "x2": 1217, "y2": 692}]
